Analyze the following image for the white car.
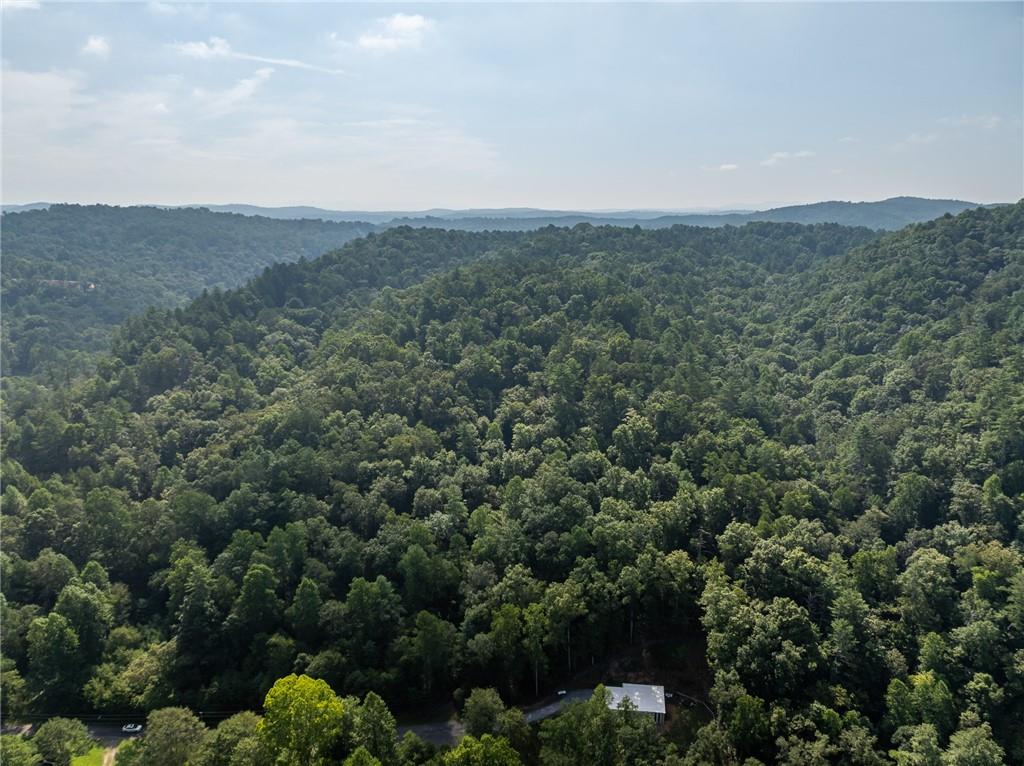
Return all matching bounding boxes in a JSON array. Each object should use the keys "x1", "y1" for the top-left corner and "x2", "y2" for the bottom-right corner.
[{"x1": 121, "y1": 723, "x2": 143, "y2": 734}]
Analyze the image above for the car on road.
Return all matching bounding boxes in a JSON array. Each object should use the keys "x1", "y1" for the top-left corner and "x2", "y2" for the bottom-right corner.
[{"x1": 121, "y1": 723, "x2": 143, "y2": 734}]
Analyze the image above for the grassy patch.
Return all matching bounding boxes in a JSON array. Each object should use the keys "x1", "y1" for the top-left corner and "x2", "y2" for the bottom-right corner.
[{"x1": 72, "y1": 746, "x2": 106, "y2": 766}]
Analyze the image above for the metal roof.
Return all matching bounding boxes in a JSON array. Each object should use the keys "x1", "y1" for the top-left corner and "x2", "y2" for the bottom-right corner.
[{"x1": 606, "y1": 683, "x2": 666, "y2": 715}]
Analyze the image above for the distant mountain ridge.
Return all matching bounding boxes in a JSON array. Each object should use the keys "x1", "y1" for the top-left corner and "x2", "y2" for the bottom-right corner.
[
  {"x1": 2, "y1": 196, "x2": 994, "y2": 230},
  {"x1": 0, "y1": 196, "x2": 1002, "y2": 378},
  {"x1": 1, "y1": 204, "x2": 374, "y2": 378},
  {"x1": 391, "y1": 197, "x2": 987, "y2": 232}
]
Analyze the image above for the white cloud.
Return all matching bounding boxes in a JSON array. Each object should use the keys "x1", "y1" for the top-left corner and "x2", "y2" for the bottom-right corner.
[
  {"x1": 1, "y1": 0, "x2": 40, "y2": 11},
  {"x1": 2, "y1": 62, "x2": 497, "y2": 208},
  {"x1": 342, "y1": 117, "x2": 429, "y2": 129},
  {"x1": 890, "y1": 131, "x2": 940, "y2": 152},
  {"x1": 760, "y1": 150, "x2": 815, "y2": 167},
  {"x1": 171, "y1": 37, "x2": 347, "y2": 75},
  {"x1": 937, "y1": 114, "x2": 1000, "y2": 130},
  {"x1": 192, "y1": 67, "x2": 273, "y2": 117},
  {"x1": 701, "y1": 162, "x2": 740, "y2": 172},
  {"x1": 81, "y1": 35, "x2": 111, "y2": 57},
  {"x1": 838, "y1": 136, "x2": 860, "y2": 144},
  {"x1": 351, "y1": 13, "x2": 434, "y2": 52},
  {"x1": 2, "y1": 67, "x2": 182, "y2": 176},
  {"x1": 173, "y1": 37, "x2": 231, "y2": 60},
  {"x1": 2, "y1": 68, "x2": 89, "y2": 137},
  {"x1": 147, "y1": 2, "x2": 210, "y2": 21},
  {"x1": 386, "y1": 13, "x2": 430, "y2": 36},
  {"x1": 148, "y1": 1, "x2": 179, "y2": 14}
]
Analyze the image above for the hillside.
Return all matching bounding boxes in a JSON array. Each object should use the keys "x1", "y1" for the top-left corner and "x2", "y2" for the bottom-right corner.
[
  {"x1": 193, "y1": 196, "x2": 984, "y2": 230},
  {"x1": 0, "y1": 198, "x2": 981, "y2": 382},
  {"x1": 4, "y1": 196, "x2": 985, "y2": 228},
  {"x1": 1, "y1": 204, "x2": 1021, "y2": 764},
  {"x1": 0, "y1": 205, "x2": 374, "y2": 379},
  {"x1": 395, "y1": 197, "x2": 985, "y2": 232}
]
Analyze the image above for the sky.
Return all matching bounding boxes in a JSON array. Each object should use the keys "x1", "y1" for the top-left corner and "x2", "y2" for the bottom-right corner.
[{"x1": 2, "y1": 1, "x2": 1022, "y2": 210}]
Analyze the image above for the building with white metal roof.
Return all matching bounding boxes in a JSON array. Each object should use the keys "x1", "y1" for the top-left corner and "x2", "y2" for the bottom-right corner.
[{"x1": 606, "y1": 683, "x2": 666, "y2": 723}]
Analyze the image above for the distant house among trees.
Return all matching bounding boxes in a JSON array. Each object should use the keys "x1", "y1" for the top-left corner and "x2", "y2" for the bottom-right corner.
[
  {"x1": 39, "y1": 279, "x2": 96, "y2": 290},
  {"x1": 607, "y1": 684, "x2": 666, "y2": 723}
]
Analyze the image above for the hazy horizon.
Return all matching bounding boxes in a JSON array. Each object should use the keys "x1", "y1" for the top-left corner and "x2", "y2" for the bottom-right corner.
[
  {"x1": 3, "y1": 2, "x2": 1021, "y2": 209},
  {"x1": 0, "y1": 195, "x2": 1007, "y2": 216}
]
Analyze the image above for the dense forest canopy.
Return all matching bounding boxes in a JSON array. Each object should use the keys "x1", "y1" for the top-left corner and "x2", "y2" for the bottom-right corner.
[
  {"x1": 0, "y1": 205, "x2": 374, "y2": 379},
  {"x1": 1, "y1": 199, "x2": 987, "y2": 383},
  {"x1": 1, "y1": 203, "x2": 1023, "y2": 765}
]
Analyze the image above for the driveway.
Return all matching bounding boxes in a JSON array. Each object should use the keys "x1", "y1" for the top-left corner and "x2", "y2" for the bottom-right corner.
[{"x1": 523, "y1": 689, "x2": 594, "y2": 724}]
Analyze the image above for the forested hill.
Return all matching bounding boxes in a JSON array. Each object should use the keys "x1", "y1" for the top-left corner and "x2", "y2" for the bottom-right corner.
[
  {"x1": 0, "y1": 204, "x2": 375, "y2": 379},
  {"x1": 196, "y1": 196, "x2": 982, "y2": 229},
  {"x1": 1, "y1": 204, "x2": 1023, "y2": 765},
  {"x1": 103, "y1": 221, "x2": 876, "y2": 391},
  {"x1": 393, "y1": 197, "x2": 986, "y2": 232},
  {"x1": 715, "y1": 195, "x2": 985, "y2": 228},
  {"x1": 1, "y1": 198, "x2": 983, "y2": 382}
]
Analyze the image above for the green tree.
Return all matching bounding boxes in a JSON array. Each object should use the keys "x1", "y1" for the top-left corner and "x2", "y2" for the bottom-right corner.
[
  {"x1": 111, "y1": 738, "x2": 144, "y2": 766},
  {"x1": 26, "y1": 613, "x2": 80, "y2": 705},
  {"x1": 885, "y1": 673, "x2": 956, "y2": 739},
  {"x1": 522, "y1": 602, "x2": 549, "y2": 696},
  {"x1": 887, "y1": 473, "x2": 937, "y2": 533},
  {"x1": 225, "y1": 563, "x2": 282, "y2": 646},
  {"x1": 397, "y1": 731, "x2": 436, "y2": 766},
  {"x1": 26, "y1": 550, "x2": 77, "y2": 609},
  {"x1": 490, "y1": 604, "x2": 524, "y2": 692},
  {"x1": 728, "y1": 694, "x2": 771, "y2": 759},
  {"x1": 30, "y1": 718, "x2": 92, "y2": 766},
  {"x1": 353, "y1": 692, "x2": 398, "y2": 766},
  {"x1": 611, "y1": 410, "x2": 657, "y2": 470},
  {"x1": 53, "y1": 581, "x2": 112, "y2": 663},
  {"x1": 78, "y1": 561, "x2": 110, "y2": 591},
  {"x1": 286, "y1": 577, "x2": 323, "y2": 644},
  {"x1": 899, "y1": 549, "x2": 955, "y2": 633},
  {"x1": 175, "y1": 564, "x2": 221, "y2": 667},
  {"x1": 443, "y1": 734, "x2": 523, "y2": 766},
  {"x1": 539, "y1": 686, "x2": 622, "y2": 766},
  {"x1": 2, "y1": 659, "x2": 30, "y2": 719},
  {"x1": 544, "y1": 580, "x2": 587, "y2": 674},
  {"x1": 138, "y1": 707, "x2": 206, "y2": 766},
  {"x1": 192, "y1": 711, "x2": 261, "y2": 766},
  {"x1": 462, "y1": 688, "x2": 506, "y2": 738},
  {"x1": 941, "y1": 724, "x2": 1006, "y2": 766},
  {"x1": 890, "y1": 724, "x2": 941, "y2": 766},
  {"x1": 344, "y1": 747, "x2": 383, "y2": 766},
  {"x1": 258, "y1": 674, "x2": 345, "y2": 766},
  {"x1": 0, "y1": 735, "x2": 42, "y2": 766},
  {"x1": 341, "y1": 576, "x2": 404, "y2": 667},
  {"x1": 397, "y1": 611, "x2": 455, "y2": 696}
]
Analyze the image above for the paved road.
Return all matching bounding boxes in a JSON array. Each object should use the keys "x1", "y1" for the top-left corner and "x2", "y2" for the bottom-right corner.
[
  {"x1": 86, "y1": 722, "x2": 142, "y2": 748},
  {"x1": 18, "y1": 687, "x2": 609, "y2": 752},
  {"x1": 523, "y1": 689, "x2": 593, "y2": 724},
  {"x1": 81, "y1": 716, "x2": 467, "y2": 749}
]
